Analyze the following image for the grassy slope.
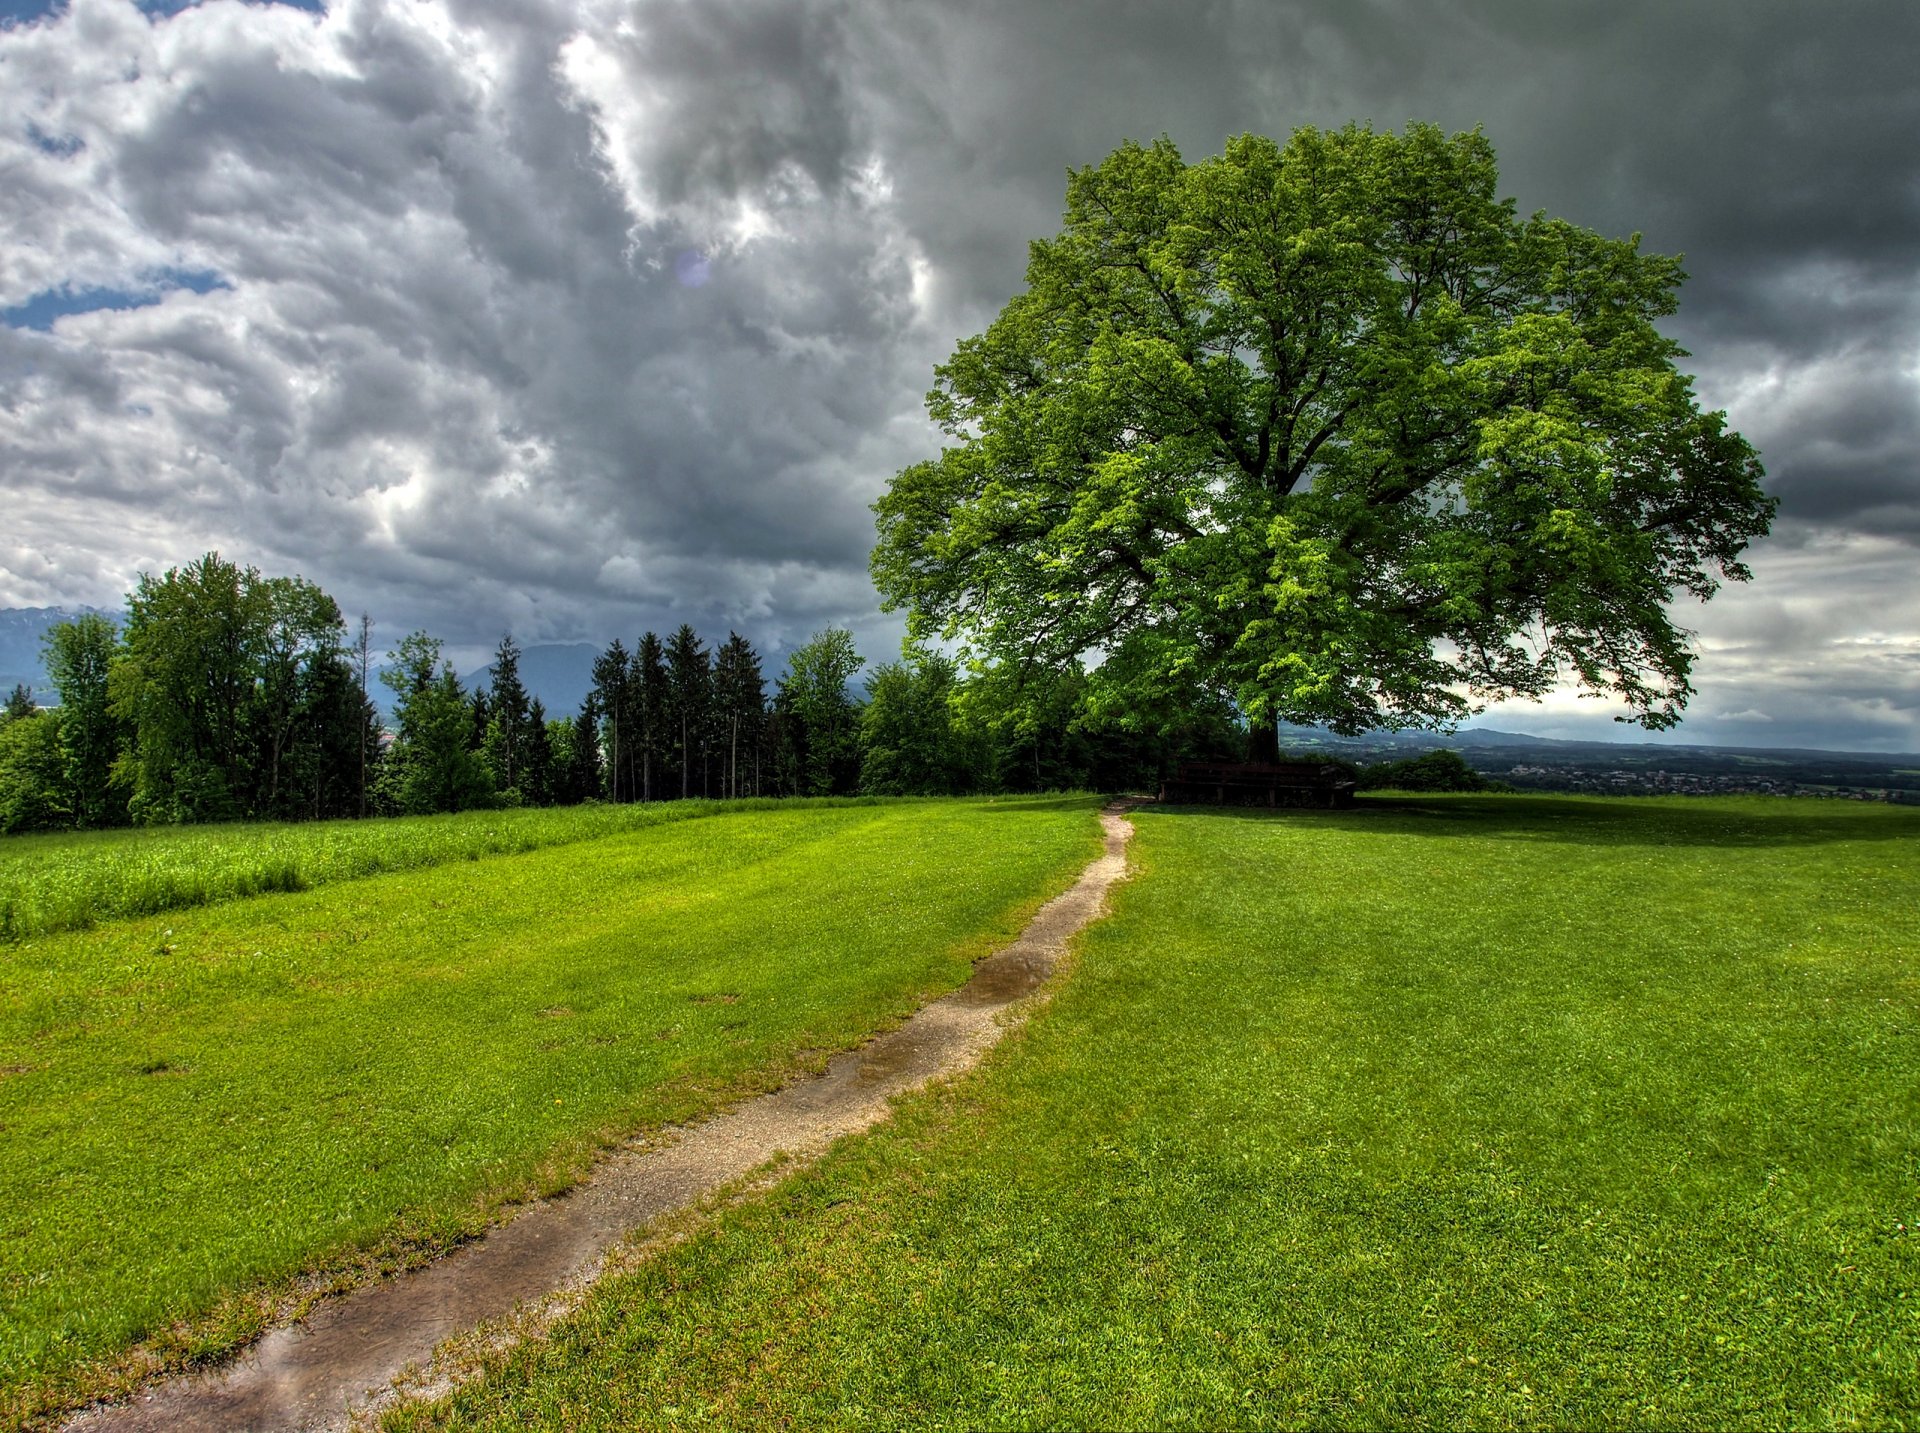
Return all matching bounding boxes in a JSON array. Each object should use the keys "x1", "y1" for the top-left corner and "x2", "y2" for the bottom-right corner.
[
  {"x1": 0, "y1": 796, "x2": 1102, "y2": 1422},
  {"x1": 0, "y1": 798, "x2": 854, "y2": 942},
  {"x1": 397, "y1": 795, "x2": 1920, "y2": 1431}
]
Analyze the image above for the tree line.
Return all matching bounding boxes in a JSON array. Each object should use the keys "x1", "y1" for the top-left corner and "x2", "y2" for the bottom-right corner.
[{"x1": 0, "y1": 553, "x2": 1240, "y2": 833}]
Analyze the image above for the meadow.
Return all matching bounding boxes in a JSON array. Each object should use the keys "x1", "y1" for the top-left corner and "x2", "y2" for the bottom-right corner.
[
  {"x1": 388, "y1": 795, "x2": 1920, "y2": 1431},
  {"x1": 0, "y1": 797, "x2": 865, "y2": 943},
  {"x1": 0, "y1": 795, "x2": 1104, "y2": 1425}
]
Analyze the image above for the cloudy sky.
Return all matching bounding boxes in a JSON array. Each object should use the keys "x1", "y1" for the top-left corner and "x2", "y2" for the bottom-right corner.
[{"x1": 2, "y1": 0, "x2": 1915, "y2": 750}]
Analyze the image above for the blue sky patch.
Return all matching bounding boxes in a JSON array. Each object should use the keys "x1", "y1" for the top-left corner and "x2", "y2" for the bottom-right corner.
[
  {"x1": 4, "y1": 269, "x2": 230, "y2": 331},
  {"x1": 1, "y1": 0, "x2": 324, "y2": 25},
  {"x1": 25, "y1": 123, "x2": 84, "y2": 158}
]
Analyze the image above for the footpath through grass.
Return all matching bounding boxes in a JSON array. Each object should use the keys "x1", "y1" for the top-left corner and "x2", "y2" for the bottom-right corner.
[
  {"x1": 0, "y1": 798, "x2": 845, "y2": 943},
  {"x1": 394, "y1": 795, "x2": 1920, "y2": 1431},
  {"x1": 0, "y1": 795, "x2": 1102, "y2": 1424}
]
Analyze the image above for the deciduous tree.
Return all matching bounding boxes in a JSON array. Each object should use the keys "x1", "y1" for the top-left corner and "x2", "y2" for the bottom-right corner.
[
  {"x1": 872, "y1": 125, "x2": 1775, "y2": 756},
  {"x1": 40, "y1": 613, "x2": 123, "y2": 827},
  {"x1": 776, "y1": 629, "x2": 864, "y2": 796},
  {"x1": 381, "y1": 633, "x2": 494, "y2": 815}
]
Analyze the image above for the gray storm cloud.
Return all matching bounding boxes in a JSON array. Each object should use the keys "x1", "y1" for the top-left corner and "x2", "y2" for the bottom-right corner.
[{"x1": 1, "y1": 0, "x2": 1915, "y2": 746}]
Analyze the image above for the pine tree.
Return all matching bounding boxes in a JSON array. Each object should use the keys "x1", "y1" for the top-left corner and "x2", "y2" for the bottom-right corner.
[
  {"x1": 712, "y1": 633, "x2": 766, "y2": 799},
  {"x1": 590, "y1": 640, "x2": 631, "y2": 801},
  {"x1": 635, "y1": 632, "x2": 668, "y2": 801},
  {"x1": 354, "y1": 613, "x2": 375, "y2": 818},
  {"x1": 568, "y1": 693, "x2": 603, "y2": 803},
  {"x1": 486, "y1": 634, "x2": 534, "y2": 799},
  {"x1": 519, "y1": 697, "x2": 553, "y2": 806},
  {"x1": 665, "y1": 625, "x2": 710, "y2": 800}
]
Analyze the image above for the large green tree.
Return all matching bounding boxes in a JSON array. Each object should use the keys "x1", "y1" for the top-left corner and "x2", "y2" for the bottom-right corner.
[
  {"x1": 872, "y1": 125, "x2": 1775, "y2": 755},
  {"x1": 110, "y1": 555, "x2": 358, "y2": 822}
]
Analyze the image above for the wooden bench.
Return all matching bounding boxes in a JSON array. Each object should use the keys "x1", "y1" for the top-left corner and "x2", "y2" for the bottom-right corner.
[{"x1": 1158, "y1": 760, "x2": 1358, "y2": 809}]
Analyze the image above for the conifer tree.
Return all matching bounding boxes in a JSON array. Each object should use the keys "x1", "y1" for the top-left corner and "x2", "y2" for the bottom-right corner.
[
  {"x1": 590, "y1": 639, "x2": 632, "y2": 801},
  {"x1": 485, "y1": 634, "x2": 534, "y2": 798},
  {"x1": 665, "y1": 625, "x2": 710, "y2": 800},
  {"x1": 712, "y1": 632, "x2": 766, "y2": 799},
  {"x1": 520, "y1": 696, "x2": 553, "y2": 805},
  {"x1": 635, "y1": 632, "x2": 668, "y2": 801},
  {"x1": 568, "y1": 693, "x2": 603, "y2": 803}
]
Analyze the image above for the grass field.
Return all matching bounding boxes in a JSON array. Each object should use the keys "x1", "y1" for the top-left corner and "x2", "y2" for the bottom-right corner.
[
  {"x1": 390, "y1": 795, "x2": 1920, "y2": 1431},
  {"x1": 0, "y1": 795, "x2": 1104, "y2": 1424},
  {"x1": 0, "y1": 797, "x2": 858, "y2": 943}
]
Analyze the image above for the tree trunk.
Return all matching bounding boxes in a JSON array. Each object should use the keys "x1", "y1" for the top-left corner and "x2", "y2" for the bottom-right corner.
[{"x1": 1247, "y1": 715, "x2": 1281, "y2": 764}]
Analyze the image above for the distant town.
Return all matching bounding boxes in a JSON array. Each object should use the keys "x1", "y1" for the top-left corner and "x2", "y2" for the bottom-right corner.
[{"x1": 1278, "y1": 725, "x2": 1920, "y2": 804}]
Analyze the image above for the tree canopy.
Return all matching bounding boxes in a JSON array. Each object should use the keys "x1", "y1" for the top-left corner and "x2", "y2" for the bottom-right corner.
[{"x1": 872, "y1": 124, "x2": 1775, "y2": 750}]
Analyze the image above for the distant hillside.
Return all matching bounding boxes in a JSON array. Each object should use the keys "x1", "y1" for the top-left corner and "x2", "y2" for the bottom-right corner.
[{"x1": 1274, "y1": 722, "x2": 1920, "y2": 802}]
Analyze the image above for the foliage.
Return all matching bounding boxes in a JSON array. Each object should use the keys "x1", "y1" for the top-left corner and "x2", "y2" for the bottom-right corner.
[
  {"x1": 712, "y1": 633, "x2": 767, "y2": 799},
  {"x1": 635, "y1": 632, "x2": 670, "y2": 801},
  {"x1": 666, "y1": 624, "x2": 711, "y2": 799},
  {"x1": 1357, "y1": 747, "x2": 1500, "y2": 792},
  {"x1": 873, "y1": 125, "x2": 1776, "y2": 749},
  {"x1": 110, "y1": 554, "x2": 362, "y2": 823},
  {"x1": 401, "y1": 796, "x2": 1920, "y2": 1430},
  {"x1": 775, "y1": 629, "x2": 865, "y2": 796},
  {"x1": 41, "y1": 611, "x2": 125, "y2": 827},
  {"x1": 479, "y1": 635, "x2": 538, "y2": 802},
  {"x1": 859, "y1": 650, "x2": 977, "y2": 796},
  {"x1": 0, "y1": 798, "x2": 1102, "y2": 1421},
  {"x1": 566, "y1": 698, "x2": 603, "y2": 805},
  {"x1": 0, "y1": 709, "x2": 68, "y2": 834},
  {"x1": 380, "y1": 633, "x2": 497, "y2": 816},
  {"x1": 97, "y1": 555, "x2": 374, "y2": 825}
]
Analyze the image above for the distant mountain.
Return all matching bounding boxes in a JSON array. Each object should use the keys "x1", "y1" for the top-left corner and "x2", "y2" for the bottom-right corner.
[
  {"x1": 0, "y1": 605, "x2": 114, "y2": 700},
  {"x1": 1448, "y1": 727, "x2": 1558, "y2": 748}
]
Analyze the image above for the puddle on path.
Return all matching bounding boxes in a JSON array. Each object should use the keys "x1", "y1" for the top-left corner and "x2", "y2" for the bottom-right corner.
[{"x1": 69, "y1": 804, "x2": 1135, "y2": 1433}]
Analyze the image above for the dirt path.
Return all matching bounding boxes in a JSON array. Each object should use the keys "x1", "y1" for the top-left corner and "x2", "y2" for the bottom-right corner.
[{"x1": 69, "y1": 803, "x2": 1135, "y2": 1433}]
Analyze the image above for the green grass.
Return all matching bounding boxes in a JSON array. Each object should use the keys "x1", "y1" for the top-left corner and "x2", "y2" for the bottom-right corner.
[
  {"x1": 392, "y1": 795, "x2": 1920, "y2": 1431},
  {"x1": 0, "y1": 795, "x2": 1103, "y2": 1424},
  {"x1": 0, "y1": 797, "x2": 852, "y2": 943}
]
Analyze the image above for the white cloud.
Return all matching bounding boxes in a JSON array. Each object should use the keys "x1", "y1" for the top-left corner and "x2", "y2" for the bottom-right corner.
[
  {"x1": 0, "y1": 0, "x2": 941, "y2": 658},
  {"x1": 1, "y1": 0, "x2": 1915, "y2": 747}
]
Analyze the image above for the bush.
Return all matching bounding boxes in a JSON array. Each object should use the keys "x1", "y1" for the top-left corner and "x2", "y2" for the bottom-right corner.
[{"x1": 1358, "y1": 748, "x2": 1501, "y2": 793}]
